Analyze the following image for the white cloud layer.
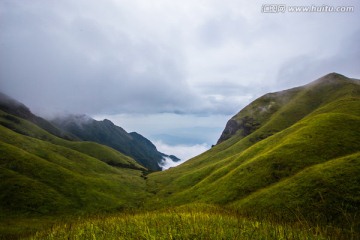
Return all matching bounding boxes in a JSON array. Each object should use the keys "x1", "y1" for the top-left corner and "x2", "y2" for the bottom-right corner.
[{"x1": 154, "y1": 141, "x2": 210, "y2": 170}]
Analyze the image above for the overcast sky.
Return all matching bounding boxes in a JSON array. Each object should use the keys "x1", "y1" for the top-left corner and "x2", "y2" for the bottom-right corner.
[{"x1": 1, "y1": 0, "x2": 359, "y2": 162}]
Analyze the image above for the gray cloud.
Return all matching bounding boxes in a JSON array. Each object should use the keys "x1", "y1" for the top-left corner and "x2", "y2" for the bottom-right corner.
[
  {"x1": 276, "y1": 29, "x2": 360, "y2": 89},
  {"x1": 0, "y1": 0, "x2": 359, "y2": 119},
  {"x1": 0, "y1": 0, "x2": 196, "y2": 115}
]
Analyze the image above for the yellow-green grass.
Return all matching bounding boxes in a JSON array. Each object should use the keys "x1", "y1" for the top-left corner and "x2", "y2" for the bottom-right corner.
[
  {"x1": 28, "y1": 204, "x2": 353, "y2": 240},
  {"x1": 231, "y1": 152, "x2": 360, "y2": 225},
  {"x1": 0, "y1": 122, "x2": 151, "y2": 238},
  {"x1": 0, "y1": 126, "x2": 149, "y2": 214}
]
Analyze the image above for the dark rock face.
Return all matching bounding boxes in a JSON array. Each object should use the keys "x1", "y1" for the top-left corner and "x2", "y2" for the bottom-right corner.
[
  {"x1": 217, "y1": 119, "x2": 239, "y2": 144},
  {"x1": 169, "y1": 155, "x2": 181, "y2": 162},
  {"x1": 217, "y1": 116, "x2": 260, "y2": 144}
]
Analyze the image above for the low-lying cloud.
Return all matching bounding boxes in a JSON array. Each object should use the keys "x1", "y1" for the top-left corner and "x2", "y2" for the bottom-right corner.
[{"x1": 154, "y1": 140, "x2": 210, "y2": 170}]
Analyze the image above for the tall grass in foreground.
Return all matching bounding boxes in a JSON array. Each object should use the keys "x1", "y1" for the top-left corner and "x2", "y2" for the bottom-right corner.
[{"x1": 29, "y1": 205, "x2": 357, "y2": 240}]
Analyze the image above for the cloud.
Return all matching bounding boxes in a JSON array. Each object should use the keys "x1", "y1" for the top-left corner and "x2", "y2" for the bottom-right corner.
[
  {"x1": 0, "y1": 0, "x2": 359, "y2": 119},
  {"x1": 276, "y1": 29, "x2": 360, "y2": 88},
  {"x1": 154, "y1": 140, "x2": 210, "y2": 170},
  {"x1": 0, "y1": 0, "x2": 196, "y2": 115}
]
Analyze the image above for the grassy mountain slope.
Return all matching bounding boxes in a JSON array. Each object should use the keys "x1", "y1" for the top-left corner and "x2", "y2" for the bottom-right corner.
[
  {"x1": 0, "y1": 92, "x2": 178, "y2": 171},
  {"x1": 231, "y1": 152, "x2": 360, "y2": 226},
  {"x1": 218, "y1": 73, "x2": 359, "y2": 144},
  {"x1": 0, "y1": 92, "x2": 75, "y2": 140},
  {"x1": 146, "y1": 73, "x2": 360, "y2": 226},
  {"x1": 0, "y1": 111, "x2": 144, "y2": 171},
  {"x1": 0, "y1": 113, "x2": 149, "y2": 218},
  {"x1": 51, "y1": 115, "x2": 179, "y2": 171}
]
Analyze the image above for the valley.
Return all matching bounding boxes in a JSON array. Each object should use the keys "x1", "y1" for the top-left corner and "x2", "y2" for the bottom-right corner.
[{"x1": 0, "y1": 73, "x2": 359, "y2": 239}]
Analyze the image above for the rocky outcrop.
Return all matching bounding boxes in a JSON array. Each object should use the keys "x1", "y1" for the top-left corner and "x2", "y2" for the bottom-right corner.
[{"x1": 217, "y1": 116, "x2": 260, "y2": 144}]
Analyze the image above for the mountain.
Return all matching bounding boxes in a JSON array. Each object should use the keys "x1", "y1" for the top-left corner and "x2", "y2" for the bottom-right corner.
[
  {"x1": 0, "y1": 101, "x2": 148, "y2": 218},
  {"x1": 51, "y1": 115, "x2": 180, "y2": 171},
  {"x1": 0, "y1": 92, "x2": 179, "y2": 171},
  {"x1": 217, "y1": 72, "x2": 359, "y2": 144},
  {"x1": 1, "y1": 72, "x2": 359, "y2": 238},
  {"x1": 147, "y1": 73, "x2": 360, "y2": 226},
  {"x1": 0, "y1": 92, "x2": 75, "y2": 140}
]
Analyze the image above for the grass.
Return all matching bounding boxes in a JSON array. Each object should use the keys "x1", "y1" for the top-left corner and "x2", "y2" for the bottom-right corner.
[
  {"x1": 0, "y1": 110, "x2": 145, "y2": 171},
  {"x1": 0, "y1": 217, "x2": 59, "y2": 240},
  {"x1": 0, "y1": 112, "x2": 152, "y2": 238},
  {"x1": 231, "y1": 152, "x2": 360, "y2": 228},
  {"x1": 27, "y1": 204, "x2": 354, "y2": 240},
  {"x1": 0, "y1": 123, "x2": 150, "y2": 216},
  {"x1": 0, "y1": 125, "x2": 151, "y2": 238}
]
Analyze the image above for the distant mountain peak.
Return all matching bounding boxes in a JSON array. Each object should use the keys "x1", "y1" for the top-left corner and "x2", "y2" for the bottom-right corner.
[
  {"x1": 52, "y1": 114, "x2": 179, "y2": 171},
  {"x1": 323, "y1": 72, "x2": 343, "y2": 78},
  {"x1": 0, "y1": 92, "x2": 32, "y2": 116},
  {"x1": 0, "y1": 92, "x2": 76, "y2": 140},
  {"x1": 66, "y1": 114, "x2": 92, "y2": 121},
  {"x1": 52, "y1": 114, "x2": 94, "y2": 129},
  {"x1": 102, "y1": 119, "x2": 115, "y2": 126},
  {"x1": 305, "y1": 72, "x2": 349, "y2": 87}
]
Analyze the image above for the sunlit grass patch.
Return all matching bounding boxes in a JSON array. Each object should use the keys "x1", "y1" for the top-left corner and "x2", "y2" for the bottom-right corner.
[{"x1": 29, "y1": 205, "x2": 338, "y2": 240}]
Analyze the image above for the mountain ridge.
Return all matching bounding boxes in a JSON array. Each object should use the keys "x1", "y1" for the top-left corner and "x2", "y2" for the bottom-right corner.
[
  {"x1": 0, "y1": 92, "x2": 76, "y2": 140},
  {"x1": 51, "y1": 114, "x2": 180, "y2": 171},
  {"x1": 0, "y1": 109, "x2": 149, "y2": 218},
  {"x1": 0, "y1": 92, "x2": 179, "y2": 171},
  {"x1": 217, "y1": 72, "x2": 359, "y2": 144}
]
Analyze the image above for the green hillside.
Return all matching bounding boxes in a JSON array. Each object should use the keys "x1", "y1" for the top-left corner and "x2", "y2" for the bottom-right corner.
[
  {"x1": 0, "y1": 94, "x2": 161, "y2": 238},
  {"x1": 0, "y1": 92, "x2": 76, "y2": 140},
  {"x1": 51, "y1": 115, "x2": 179, "y2": 171},
  {"x1": 0, "y1": 92, "x2": 179, "y2": 171},
  {"x1": 0, "y1": 111, "x2": 145, "y2": 171},
  {"x1": 146, "y1": 73, "x2": 360, "y2": 226},
  {"x1": 0, "y1": 113, "x2": 149, "y2": 218},
  {"x1": 231, "y1": 152, "x2": 360, "y2": 225},
  {"x1": 0, "y1": 105, "x2": 152, "y2": 238}
]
